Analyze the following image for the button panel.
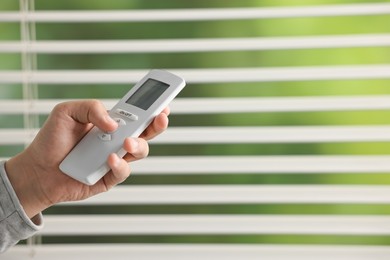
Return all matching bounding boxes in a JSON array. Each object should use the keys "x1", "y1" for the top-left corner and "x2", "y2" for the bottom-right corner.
[{"x1": 98, "y1": 117, "x2": 127, "y2": 142}]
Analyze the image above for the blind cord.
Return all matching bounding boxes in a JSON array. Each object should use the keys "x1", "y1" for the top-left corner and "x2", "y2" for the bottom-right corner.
[{"x1": 20, "y1": 0, "x2": 40, "y2": 257}]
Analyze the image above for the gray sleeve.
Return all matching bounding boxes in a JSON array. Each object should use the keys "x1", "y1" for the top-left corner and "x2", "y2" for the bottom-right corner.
[{"x1": 0, "y1": 161, "x2": 43, "y2": 253}]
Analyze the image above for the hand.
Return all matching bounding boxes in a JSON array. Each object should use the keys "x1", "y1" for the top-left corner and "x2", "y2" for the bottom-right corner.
[{"x1": 5, "y1": 100, "x2": 169, "y2": 218}]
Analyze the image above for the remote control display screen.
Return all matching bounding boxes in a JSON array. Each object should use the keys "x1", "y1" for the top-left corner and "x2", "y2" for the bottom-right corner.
[{"x1": 126, "y1": 79, "x2": 169, "y2": 110}]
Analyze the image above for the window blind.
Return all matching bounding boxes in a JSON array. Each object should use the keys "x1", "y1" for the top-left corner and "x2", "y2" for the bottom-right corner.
[{"x1": 1, "y1": 1, "x2": 390, "y2": 259}]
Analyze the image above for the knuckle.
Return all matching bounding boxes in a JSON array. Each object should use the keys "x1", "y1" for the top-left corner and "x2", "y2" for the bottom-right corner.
[
  {"x1": 52, "y1": 102, "x2": 68, "y2": 113},
  {"x1": 88, "y1": 99, "x2": 102, "y2": 107}
]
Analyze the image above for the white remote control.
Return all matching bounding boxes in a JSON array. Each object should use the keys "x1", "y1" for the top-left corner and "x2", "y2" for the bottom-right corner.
[{"x1": 59, "y1": 69, "x2": 186, "y2": 185}]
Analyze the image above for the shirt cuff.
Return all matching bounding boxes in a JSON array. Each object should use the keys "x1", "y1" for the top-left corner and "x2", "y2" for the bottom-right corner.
[{"x1": 0, "y1": 160, "x2": 43, "y2": 243}]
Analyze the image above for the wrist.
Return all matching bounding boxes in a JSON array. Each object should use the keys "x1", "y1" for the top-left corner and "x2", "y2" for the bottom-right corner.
[{"x1": 5, "y1": 152, "x2": 52, "y2": 218}]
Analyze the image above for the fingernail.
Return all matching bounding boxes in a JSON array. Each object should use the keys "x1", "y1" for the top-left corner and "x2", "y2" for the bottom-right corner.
[
  {"x1": 105, "y1": 115, "x2": 117, "y2": 125},
  {"x1": 105, "y1": 116, "x2": 118, "y2": 132}
]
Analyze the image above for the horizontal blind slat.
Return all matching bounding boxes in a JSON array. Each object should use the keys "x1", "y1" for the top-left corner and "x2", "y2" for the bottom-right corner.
[
  {"x1": 1, "y1": 65, "x2": 390, "y2": 84},
  {"x1": 61, "y1": 185, "x2": 390, "y2": 205},
  {"x1": 2, "y1": 34, "x2": 390, "y2": 53},
  {"x1": 3, "y1": 126, "x2": 390, "y2": 144},
  {"x1": 131, "y1": 155, "x2": 390, "y2": 174},
  {"x1": 2, "y1": 96, "x2": 390, "y2": 114},
  {"x1": 170, "y1": 96, "x2": 390, "y2": 113},
  {"x1": 0, "y1": 129, "x2": 38, "y2": 145},
  {"x1": 6, "y1": 245, "x2": 390, "y2": 260},
  {"x1": 155, "y1": 126, "x2": 390, "y2": 143},
  {"x1": 41, "y1": 215, "x2": 390, "y2": 235},
  {"x1": 1, "y1": 156, "x2": 389, "y2": 173},
  {"x1": 1, "y1": 3, "x2": 390, "y2": 22}
]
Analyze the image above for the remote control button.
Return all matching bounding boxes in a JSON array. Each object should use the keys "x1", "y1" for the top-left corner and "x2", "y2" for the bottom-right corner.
[
  {"x1": 113, "y1": 117, "x2": 126, "y2": 126},
  {"x1": 115, "y1": 109, "x2": 138, "y2": 121},
  {"x1": 105, "y1": 118, "x2": 126, "y2": 134},
  {"x1": 98, "y1": 133, "x2": 112, "y2": 141}
]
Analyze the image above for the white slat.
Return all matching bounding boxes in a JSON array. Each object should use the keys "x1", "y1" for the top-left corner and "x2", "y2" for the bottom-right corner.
[
  {"x1": 170, "y1": 96, "x2": 390, "y2": 114},
  {"x1": 1, "y1": 3, "x2": 389, "y2": 22},
  {"x1": 62, "y1": 185, "x2": 390, "y2": 205},
  {"x1": 133, "y1": 155, "x2": 390, "y2": 174},
  {"x1": 41, "y1": 215, "x2": 390, "y2": 235},
  {"x1": 1, "y1": 155, "x2": 389, "y2": 174},
  {"x1": 154, "y1": 126, "x2": 390, "y2": 143},
  {"x1": 2, "y1": 126, "x2": 390, "y2": 145},
  {"x1": 5, "y1": 245, "x2": 390, "y2": 260},
  {"x1": 1, "y1": 65, "x2": 389, "y2": 84},
  {"x1": 1, "y1": 34, "x2": 390, "y2": 53},
  {"x1": 2, "y1": 96, "x2": 390, "y2": 115},
  {"x1": 0, "y1": 129, "x2": 38, "y2": 145}
]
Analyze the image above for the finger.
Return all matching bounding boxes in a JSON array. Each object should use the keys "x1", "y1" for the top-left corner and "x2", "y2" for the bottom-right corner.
[
  {"x1": 103, "y1": 153, "x2": 131, "y2": 189},
  {"x1": 68, "y1": 100, "x2": 118, "y2": 133},
  {"x1": 161, "y1": 107, "x2": 171, "y2": 116},
  {"x1": 122, "y1": 137, "x2": 149, "y2": 162},
  {"x1": 140, "y1": 112, "x2": 169, "y2": 140}
]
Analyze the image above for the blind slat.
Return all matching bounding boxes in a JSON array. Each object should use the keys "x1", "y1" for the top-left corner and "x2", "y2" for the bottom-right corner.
[
  {"x1": 6, "y1": 245, "x2": 390, "y2": 260},
  {"x1": 1, "y1": 156, "x2": 389, "y2": 173},
  {"x1": 155, "y1": 126, "x2": 390, "y2": 143},
  {"x1": 42, "y1": 215, "x2": 390, "y2": 235},
  {"x1": 171, "y1": 96, "x2": 390, "y2": 113},
  {"x1": 61, "y1": 185, "x2": 390, "y2": 205},
  {"x1": 1, "y1": 3, "x2": 389, "y2": 22},
  {"x1": 2, "y1": 34, "x2": 390, "y2": 53},
  {"x1": 1, "y1": 96, "x2": 390, "y2": 115},
  {"x1": 132, "y1": 155, "x2": 390, "y2": 174},
  {"x1": 1, "y1": 65, "x2": 390, "y2": 84},
  {"x1": 3, "y1": 126, "x2": 390, "y2": 144},
  {"x1": 0, "y1": 129, "x2": 37, "y2": 145}
]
